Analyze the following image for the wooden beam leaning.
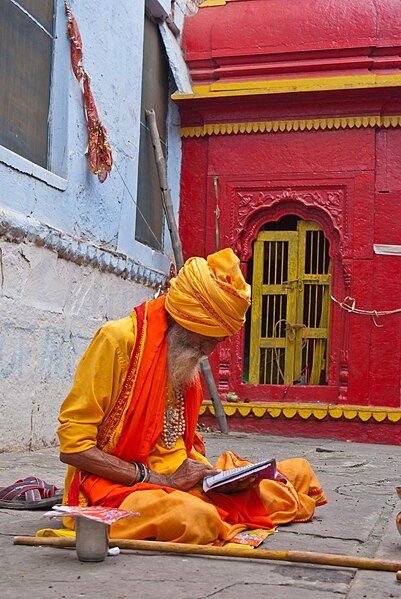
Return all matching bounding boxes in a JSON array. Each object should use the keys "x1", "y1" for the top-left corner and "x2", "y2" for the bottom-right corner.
[
  {"x1": 145, "y1": 109, "x2": 184, "y2": 270},
  {"x1": 13, "y1": 536, "x2": 401, "y2": 573},
  {"x1": 145, "y1": 108, "x2": 228, "y2": 434}
]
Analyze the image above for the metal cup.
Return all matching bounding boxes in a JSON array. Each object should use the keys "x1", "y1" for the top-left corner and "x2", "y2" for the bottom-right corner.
[{"x1": 75, "y1": 516, "x2": 109, "y2": 562}]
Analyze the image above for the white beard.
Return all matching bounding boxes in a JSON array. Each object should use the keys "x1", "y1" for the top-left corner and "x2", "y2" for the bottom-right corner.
[{"x1": 167, "y1": 324, "x2": 204, "y2": 390}]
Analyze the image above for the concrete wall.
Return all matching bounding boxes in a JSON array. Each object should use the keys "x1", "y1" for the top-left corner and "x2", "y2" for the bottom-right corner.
[
  {"x1": 0, "y1": 239, "x2": 153, "y2": 451},
  {"x1": 0, "y1": 0, "x2": 187, "y2": 451}
]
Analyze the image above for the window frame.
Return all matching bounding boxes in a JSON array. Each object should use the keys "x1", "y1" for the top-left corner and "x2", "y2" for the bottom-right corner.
[
  {"x1": 135, "y1": 13, "x2": 169, "y2": 251},
  {"x1": 0, "y1": 0, "x2": 68, "y2": 190}
]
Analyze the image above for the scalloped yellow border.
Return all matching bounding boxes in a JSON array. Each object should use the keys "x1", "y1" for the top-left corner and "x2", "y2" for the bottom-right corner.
[
  {"x1": 199, "y1": 402, "x2": 401, "y2": 423},
  {"x1": 181, "y1": 115, "x2": 401, "y2": 138}
]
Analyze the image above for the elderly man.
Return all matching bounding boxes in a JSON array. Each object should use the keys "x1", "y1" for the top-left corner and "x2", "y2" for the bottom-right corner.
[{"x1": 58, "y1": 248, "x2": 326, "y2": 544}]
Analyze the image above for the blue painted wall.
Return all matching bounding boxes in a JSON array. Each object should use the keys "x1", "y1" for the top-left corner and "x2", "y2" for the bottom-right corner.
[{"x1": 0, "y1": 0, "x2": 184, "y2": 274}]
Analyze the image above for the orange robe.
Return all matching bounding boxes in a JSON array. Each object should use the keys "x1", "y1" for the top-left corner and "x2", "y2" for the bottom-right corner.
[{"x1": 58, "y1": 297, "x2": 326, "y2": 544}]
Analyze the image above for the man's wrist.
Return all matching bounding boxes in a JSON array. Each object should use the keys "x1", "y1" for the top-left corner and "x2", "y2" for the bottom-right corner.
[
  {"x1": 147, "y1": 470, "x2": 174, "y2": 489},
  {"x1": 164, "y1": 473, "x2": 174, "y2": 488},
  {"x1": 129, "y1": 462, "x2": 151, "y2": 485}
]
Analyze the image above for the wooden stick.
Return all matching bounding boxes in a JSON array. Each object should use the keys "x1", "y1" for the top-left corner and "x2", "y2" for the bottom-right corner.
[
  {"x1": 13, "y1": 536, "x2": 401, "y2": 572},
  {"x1": 145, "y1": 108, "x2": 184, "y2": 271},
  {"x1": 145, "y1": 108, "x2": 229, "y2": 435},
  {"x1": 199, "y1": 358, "x2": 229, "y2": 434},
  {"x1": 14, "y1": 536, "x2": 76, "y2": 548}
]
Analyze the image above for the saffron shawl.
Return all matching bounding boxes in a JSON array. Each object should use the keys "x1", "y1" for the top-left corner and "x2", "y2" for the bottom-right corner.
[{"x1": 79, "y1": 296, "x2": 203, "y2": 506}]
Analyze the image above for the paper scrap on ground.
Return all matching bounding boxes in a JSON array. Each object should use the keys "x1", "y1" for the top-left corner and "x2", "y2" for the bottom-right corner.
[
  {"x1": 230, "y1": 529, "x2": 275, "y2": 547},
  {"x1": 212, "y1": 527, "x2": 275, "y2": 549}
]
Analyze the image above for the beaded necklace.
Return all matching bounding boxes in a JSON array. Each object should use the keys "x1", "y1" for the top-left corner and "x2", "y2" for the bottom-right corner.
[{"x1": 161, "y1": 383, "x2": 185, "y2": 449}]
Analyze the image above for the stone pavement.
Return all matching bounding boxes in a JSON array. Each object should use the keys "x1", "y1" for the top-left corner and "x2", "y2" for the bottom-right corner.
[{"x1": 0, "y1": 432, "x2": 400, "y2": 599}]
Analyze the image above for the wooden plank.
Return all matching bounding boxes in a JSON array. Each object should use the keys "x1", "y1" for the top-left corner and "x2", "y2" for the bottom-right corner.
[
  {"x1": 249, "y1": 240, "x2": 264, "y2": 383},
  {"x1": 284, "y1": 236, "x2": 298, "y2": 384}
]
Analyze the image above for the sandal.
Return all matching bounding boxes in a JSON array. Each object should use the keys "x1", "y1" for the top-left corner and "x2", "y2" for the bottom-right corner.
[{"x1": 0, "y1": 476, "x2": 64, "y2": 510}]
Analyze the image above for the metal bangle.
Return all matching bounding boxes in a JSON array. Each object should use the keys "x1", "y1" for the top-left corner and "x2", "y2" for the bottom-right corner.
[
  {"x1": 128, "y1": 462, "x2": 139, "y2": 486},
  {"x1": 136, "y1": 461, "x2": 147, "y2": 483},
  {"x1": 143, "y1": 466, "x2": 151, "y2": 483}
]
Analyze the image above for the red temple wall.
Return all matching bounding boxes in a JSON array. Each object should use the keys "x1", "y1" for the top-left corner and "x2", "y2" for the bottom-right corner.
[
  {"x1": 180, "y1": 123, "x2": 401, "y2": 410},
  {"x1": 178, "y1": 0, "x2": 401, "y2": 442}
]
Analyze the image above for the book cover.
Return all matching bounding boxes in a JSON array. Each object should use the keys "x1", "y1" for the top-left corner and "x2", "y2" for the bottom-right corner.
[{"x1": 203, "y1": 458, "x2": 277, "y2": 493}]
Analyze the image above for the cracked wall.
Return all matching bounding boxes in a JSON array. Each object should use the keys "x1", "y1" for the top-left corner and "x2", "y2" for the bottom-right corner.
[{"x1": 0, "y1": 240, "x2": 153, "y2": 451}]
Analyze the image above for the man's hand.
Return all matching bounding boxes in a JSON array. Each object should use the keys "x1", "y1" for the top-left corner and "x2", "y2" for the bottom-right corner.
[
  {"x1": 212, "y1": 475, "x2": 259, "y2": 495},
  {"x1": 166, "y1": 459, "x2": 220, "y2": 492}
]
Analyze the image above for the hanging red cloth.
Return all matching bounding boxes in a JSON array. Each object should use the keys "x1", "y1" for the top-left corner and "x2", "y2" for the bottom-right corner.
[{"x1": 64, "y1": 2, "x2": 112, "y2": 183}]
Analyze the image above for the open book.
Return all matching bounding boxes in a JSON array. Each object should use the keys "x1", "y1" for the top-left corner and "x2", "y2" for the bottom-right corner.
[{"x1": 203, "y1": 458, "x2": 277, "y2": 493}]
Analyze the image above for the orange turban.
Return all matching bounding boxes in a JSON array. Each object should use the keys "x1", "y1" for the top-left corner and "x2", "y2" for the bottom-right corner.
[{"x1": 165, "y1": 248, "x2": 251, "y2": 337}]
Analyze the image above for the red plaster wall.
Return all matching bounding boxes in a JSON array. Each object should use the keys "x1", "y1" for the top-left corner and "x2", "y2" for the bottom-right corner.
[
  {"x1": 179, "y1": 0, "x2": 401, "y2": 414},
  {"x1": 183, "y1": 0, "x2": 401, "y2": 84},
  {"x1": 180, "y1": 123, "x2": 401, "y2": 409}
]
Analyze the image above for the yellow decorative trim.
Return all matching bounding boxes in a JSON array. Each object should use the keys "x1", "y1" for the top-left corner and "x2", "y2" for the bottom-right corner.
[
  {"x1": 283, "y1": 407, "x2": 297, "y2": 419},
  {"x1": 200, "y1": 402, "x2": 401, "y2": 423},
  {"x1": 224, "y1": 405, "x2": 237, "y2": 417},
  {"x1": 252, "y1": 406, "x2": 267, "y2": 418},
  {"x1": 181, "y1": 115, "x2": 401, "y2": 138},
  {"x1": 329, "y1": 407, "x2": 343, "y2": 419},
  {"x1": 199, "y1": 0, "x2": 232, "y2": 6},
  {"x1": 173, "y1": 74, "x2": 401, "y2": 102}
]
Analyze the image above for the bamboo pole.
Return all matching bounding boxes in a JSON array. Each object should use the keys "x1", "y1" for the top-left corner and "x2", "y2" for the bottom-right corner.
[
  {"x1": 145, "y1": 109, "x2": 184, "y2": 271},
  {"x1": 198, "y1": 358, "x2": 229, "y2": 434},
  {"x1": 145, "y1": 108, "x2": 228, "y2": 434},
  {"x1": 13, "y1": 536, "x2": 401, "y2": 573}
]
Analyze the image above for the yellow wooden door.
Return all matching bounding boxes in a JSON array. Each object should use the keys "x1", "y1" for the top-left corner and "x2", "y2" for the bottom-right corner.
[{"x1": 249, "y1": 221, "x2": 331, "y2": 385}]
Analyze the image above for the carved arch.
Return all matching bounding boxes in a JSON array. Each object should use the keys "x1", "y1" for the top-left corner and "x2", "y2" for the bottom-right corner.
[
  {"x1": 227, "y1": 186, "x2": 349, "y2": 401},
  {"x1": 231, "y1": 188, "x2": 346, "y2": 263}
]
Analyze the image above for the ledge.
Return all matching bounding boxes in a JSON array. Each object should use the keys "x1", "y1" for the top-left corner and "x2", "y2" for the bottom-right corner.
[
  {"x1": 0, "y1": 209, "x2": 167, "y2": 289},
  {"x1": 0, "y1": 146, "x2": 67, "y2": 191},
  {"x1": 173, "y1": 73, "x2": 401, "y2": 101},
  {"x1": 200, "y1": 402, "x2": 401, "y2": 423}
]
